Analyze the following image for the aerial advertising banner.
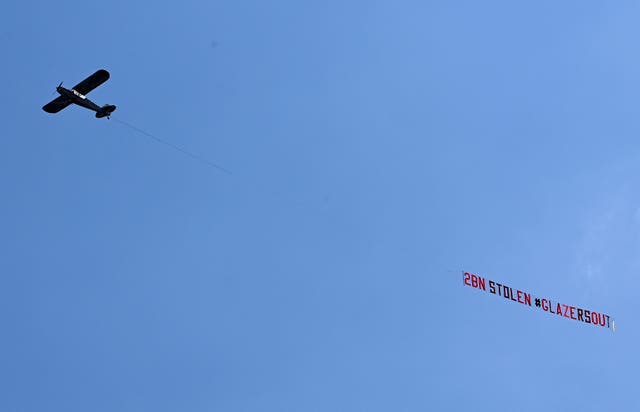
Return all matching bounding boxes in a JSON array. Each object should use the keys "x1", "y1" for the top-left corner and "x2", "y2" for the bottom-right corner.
[{"x1": 463, "y1": 271, "x2": 615, "y2": 333}]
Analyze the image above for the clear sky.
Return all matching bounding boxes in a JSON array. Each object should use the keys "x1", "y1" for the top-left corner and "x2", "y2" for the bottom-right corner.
[{"x1": 2, "y1": 1, "x2": 639, "y2": 411}]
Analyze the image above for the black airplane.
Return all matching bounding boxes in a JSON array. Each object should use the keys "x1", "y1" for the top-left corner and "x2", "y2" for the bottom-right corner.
[{"x1": 43, "y1": 69, "x2": 116, "y2": 119}]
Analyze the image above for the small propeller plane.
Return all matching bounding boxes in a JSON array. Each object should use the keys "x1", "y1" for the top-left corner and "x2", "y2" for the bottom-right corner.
[{"x1": 43, "y1": 69, "x2": 116, "y2": 119}]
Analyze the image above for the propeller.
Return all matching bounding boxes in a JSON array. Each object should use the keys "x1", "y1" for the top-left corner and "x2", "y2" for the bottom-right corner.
[{"x1": 52, "y1": 82, "x2": 62, "y2": 95}]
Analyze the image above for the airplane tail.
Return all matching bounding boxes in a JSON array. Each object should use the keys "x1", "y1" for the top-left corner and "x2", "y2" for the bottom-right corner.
[{"x1": 96, "y1": 104, "x2": 117, "y2": 119}]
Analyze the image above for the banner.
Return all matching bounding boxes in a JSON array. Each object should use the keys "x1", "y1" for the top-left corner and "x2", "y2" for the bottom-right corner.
[{"x1": 463, "y1": 271, "x2": 616, "y2": 332}]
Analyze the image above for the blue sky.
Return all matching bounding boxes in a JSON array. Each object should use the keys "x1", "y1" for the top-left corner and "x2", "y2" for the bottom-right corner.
[{"x1": 2, "y1": 1, "x2": 639, "y2": 410}]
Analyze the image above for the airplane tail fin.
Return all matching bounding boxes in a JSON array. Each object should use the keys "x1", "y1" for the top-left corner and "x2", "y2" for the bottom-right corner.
[{"x1": 96, "y1": 104, "x2": 117, "y2": 119}]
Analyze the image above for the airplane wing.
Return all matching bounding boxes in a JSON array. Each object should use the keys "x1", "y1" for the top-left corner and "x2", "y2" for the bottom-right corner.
[
  {"x1": 42, "y1": 96, "x2": 72, "y2": 113},
  {"x1": 72, "y1": 69, "x2": 110, "y2": 95}
]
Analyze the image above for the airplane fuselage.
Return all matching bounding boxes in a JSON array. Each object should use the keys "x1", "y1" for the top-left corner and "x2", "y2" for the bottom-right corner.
[{"x1": 57, "y1": 86, "x2": 102, "y2": 112}]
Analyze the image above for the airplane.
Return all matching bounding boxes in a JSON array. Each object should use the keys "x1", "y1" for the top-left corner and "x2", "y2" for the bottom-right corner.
[{"x1": 42, "y1": 69, "x2": 116, "y2": 119}]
